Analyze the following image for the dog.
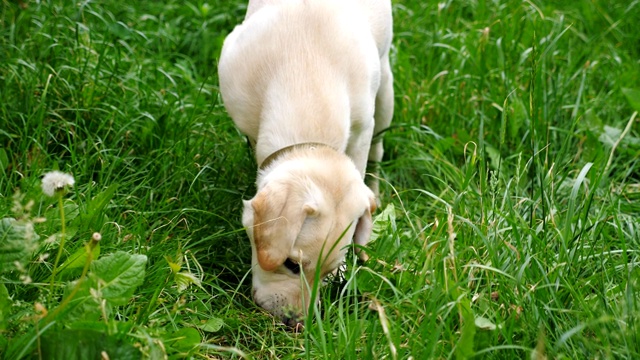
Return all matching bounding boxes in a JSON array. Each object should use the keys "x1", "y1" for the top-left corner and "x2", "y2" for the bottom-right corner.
[{"x1": 218, "y1": 0, "x2": 393, "y2": 328}]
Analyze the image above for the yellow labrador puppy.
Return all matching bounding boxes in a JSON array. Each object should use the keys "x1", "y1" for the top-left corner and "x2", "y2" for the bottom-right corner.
[{"x1": 218, "y1": 0, "x2": 393, "y2": 328}]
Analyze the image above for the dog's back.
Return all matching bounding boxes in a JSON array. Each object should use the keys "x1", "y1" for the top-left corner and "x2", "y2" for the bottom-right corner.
[{"x1": 218, "y1": 0, "x2": 392, "y2": 164}]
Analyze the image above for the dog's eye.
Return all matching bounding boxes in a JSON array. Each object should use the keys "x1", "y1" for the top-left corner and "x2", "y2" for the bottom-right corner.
[{"x1": 283, "y1": 258, "x2": 300, "y2": 274}]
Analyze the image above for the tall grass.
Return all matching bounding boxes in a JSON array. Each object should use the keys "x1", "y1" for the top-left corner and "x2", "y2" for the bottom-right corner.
[{"x1": 1, "y1": 0, "x2": 639, "y2": 358}]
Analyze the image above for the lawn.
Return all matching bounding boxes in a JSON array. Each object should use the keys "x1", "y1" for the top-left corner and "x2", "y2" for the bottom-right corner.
[{"x1": 1, "y1": 0, "x2": 639, "y2": 358}]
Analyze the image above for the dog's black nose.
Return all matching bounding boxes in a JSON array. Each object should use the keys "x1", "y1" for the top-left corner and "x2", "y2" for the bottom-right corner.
[{"x1": 283, "y1": 258, "x2": 300, "y2": 274}]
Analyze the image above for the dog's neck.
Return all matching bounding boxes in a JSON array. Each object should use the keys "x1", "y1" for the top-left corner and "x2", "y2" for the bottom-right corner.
[{"x1": 259, "y1": 142, "x2": 335, "y2": 170}]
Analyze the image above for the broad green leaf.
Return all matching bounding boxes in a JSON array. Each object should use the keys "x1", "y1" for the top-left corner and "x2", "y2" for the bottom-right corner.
[
  {"x1": 598, "y1": 125, "x2": 640, "y2": 148},
  {"x1": 57, "y1": 242, "x2": 101, "y2": 279},
  {"x1": 474, "y1": 316, "x2": 497, "y2": 331},
  {"x1": 598, "y1": 125, "x2": 621, "y2": 147},
  {"x1": 163, "y1": 327, "x2": 201, "y2": 353},
  {"x1": 581, "y1": 109, "x2": 604, "y2": 133},
  {"x1": 45, "y1": 200, "x2": 80, "y2": 223},
  {"x1": 484, "y1": 143, "x2": 501, "y2": 170},
  {"x1": 370, "y1": 203, "x2": 396, "y2": 243},
  {"x1": 0, "y1": 283, "x2": 10, "y2": 330},
  {"x1": 41, "y1": 329, "x2": 140, "y2": 360},
  {"x1": 450, "y1": 284, "x2": 475, "y2": 359},
  {"x1": 53, "y1": 278, "x2": 103, "y2": 323},
  {"x1": 0, "y1": 218, "x2": 39, "y2": 272},
  {"x1": 51, "y1": 252, "x2": 147, "y2": 323},
  {"x1": 175, "y1": 271, "x2": 202, "y2": 292},
  {"x1": 455, "y1": 296, "x2": 476, "y2": 359},
  {"x1": 622, "y1": 88, "x2": 640, "y2": 112},
  {"x1": 91, "y1": 251, "x2": 147, "y2": 305},
  {"x1": 197, "y1": 317, "x2": 224, "y2": 333}
]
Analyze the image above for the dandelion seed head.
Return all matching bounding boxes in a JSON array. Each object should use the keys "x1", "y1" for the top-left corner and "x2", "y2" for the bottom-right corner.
[{"x1": 41, "y1": 171, "x2": 75, "y2": 197}]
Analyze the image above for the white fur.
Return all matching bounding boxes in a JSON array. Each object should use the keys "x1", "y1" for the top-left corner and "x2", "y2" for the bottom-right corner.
[{"x1": 218, "y1": 0, "x2": 393, "y2": 327}]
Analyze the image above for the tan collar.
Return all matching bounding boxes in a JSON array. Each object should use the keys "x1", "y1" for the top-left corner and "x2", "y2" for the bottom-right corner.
[{"x1": 259, "y1": 142, "x2": 333, "y2": 170}]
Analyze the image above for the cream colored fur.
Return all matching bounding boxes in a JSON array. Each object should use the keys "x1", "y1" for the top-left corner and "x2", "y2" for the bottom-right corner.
[{"x1": 218, "y1": 0, "x2": 393, "y2": 327}]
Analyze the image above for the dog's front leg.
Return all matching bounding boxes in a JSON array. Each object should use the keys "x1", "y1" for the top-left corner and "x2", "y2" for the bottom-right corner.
[
  {"x1": 346, "y1": 122, "x2": 375, "y2": 179},
  {"x1": 367, "y1": 51, "x2": 394, "y2": 198}
]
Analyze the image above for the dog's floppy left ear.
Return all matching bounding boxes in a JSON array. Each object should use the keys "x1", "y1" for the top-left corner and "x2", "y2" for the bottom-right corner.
[
  {"x1": 251, "y1": 182, "x2": 317, "y2": 271},
  {"x1": 353, "y1": 187, "x2": 377, "y2": 261}
]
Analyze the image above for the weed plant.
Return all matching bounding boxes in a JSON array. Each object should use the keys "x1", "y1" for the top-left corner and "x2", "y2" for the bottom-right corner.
[{"x1": 1, "y1": 0, "x2": 639, "y2": 358}]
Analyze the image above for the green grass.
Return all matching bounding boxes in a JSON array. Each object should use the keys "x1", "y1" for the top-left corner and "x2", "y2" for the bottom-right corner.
[{"x1": 1, "y1": 0, "x2": 639, "y2": 358}]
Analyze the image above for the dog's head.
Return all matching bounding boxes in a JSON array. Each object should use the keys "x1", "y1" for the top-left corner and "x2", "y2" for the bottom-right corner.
[{"x1": 242, "y1": 150, "x2": 375, "y2": 328}]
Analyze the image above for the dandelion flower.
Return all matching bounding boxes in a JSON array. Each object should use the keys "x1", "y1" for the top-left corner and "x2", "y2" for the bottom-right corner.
[{"x1": 41, "y1": 171, "x2": 75, "y2": 197}]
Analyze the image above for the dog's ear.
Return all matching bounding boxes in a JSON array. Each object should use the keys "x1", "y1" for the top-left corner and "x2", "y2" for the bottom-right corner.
[
  {"x1": 353, "y1": 186, "x2": 377, "y2": 261},
  {"x1": 251, "y1": 182, "x2": 318, "y2": 271}
]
